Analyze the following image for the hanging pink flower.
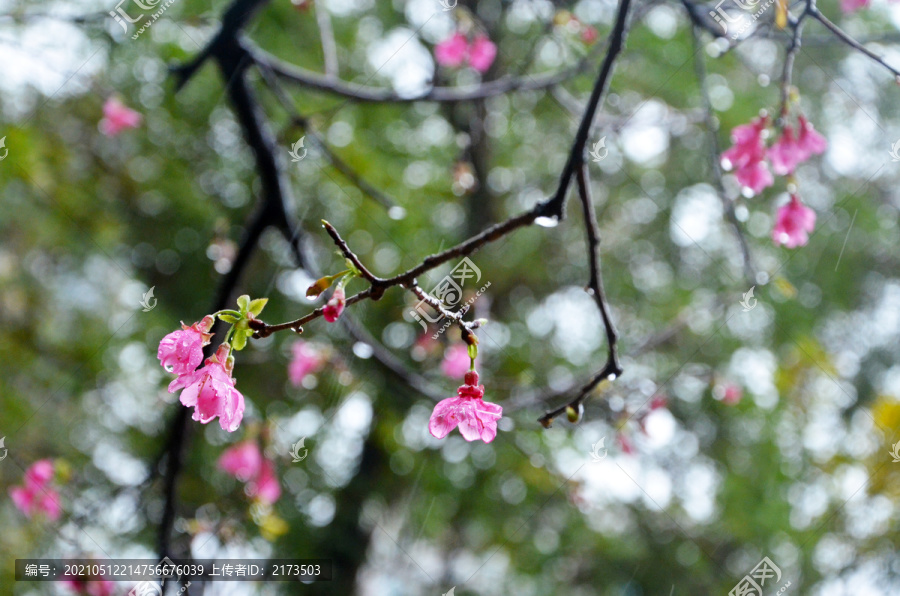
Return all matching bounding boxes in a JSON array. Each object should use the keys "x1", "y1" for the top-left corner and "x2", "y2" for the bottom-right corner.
[
  {"x1": 158, "y1": 315, "x2": 215, "y2": 377},
  {"x1": 24, "y1": 459, "x2": 55, "y2": 486},
  {"x1": 323, "y1": 287, "x2": 346, "y2": 322},
  {"x1": 99, "y1": 96, "x2": 142, "y2": 137},
  {"x1": 435, "y1": 32, "x2": 469, "y2": 68},
  {"x1": 768, "y1": 125, "x2": 803, "y2": 176},
  {"x1": 796, "y1": 115, "x2": 828, "y2": 161},
  {"x1": 9, "y1": 459, "x2": 62, "y2": 521},
  {"x1": 288, "y1": 341, "x2": 323, "y2": 385},
  {"x1": 248, "y1": 459, "x2": 282, "y2": 505},
  {"x1": 468, "y1": 36, "x2": 497, "y2": 73},
  {"x1": 440, "y1": 344, "x2": 472, "y2": 379},
  {"x1": 772, "y1": 194, "x2": 816, "y2": 248},
  {"x1": 617, "y1": 432, "x2": 635, "y2": 455},
  {"x1": 170, "y1": 344, "x2": 245, "y2": 432},
  {"x1": 722, "y1": 384, "x2": 743, "y2": 405},
  {"x1": 841, "y1": 0, "x2": 870, "y2": 12},
  {"x1": 721, "y1": 117, "x2": 773, "y2": 195},
  {"x1": 429, "y1": 370, "x2": 502, "y2": 443},
  {"x1": 218, "y1": 441, "x2": 281, "y2": 505},
  {"x1": 735, "y1": 161, "x2": 774, "y2": 196},
  {"x1": 218, "y1": 440, "x2": 263, "y2": 481}
]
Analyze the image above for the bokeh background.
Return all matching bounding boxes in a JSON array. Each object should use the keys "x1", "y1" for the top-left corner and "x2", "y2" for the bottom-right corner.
[{"x1": 2, "y1": 0, "x2": 900, "y2": 594}]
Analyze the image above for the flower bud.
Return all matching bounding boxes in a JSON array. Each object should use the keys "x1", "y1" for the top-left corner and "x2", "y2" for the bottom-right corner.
[
  {"x1": 306, "y1": 276, "x2": 334, "y2": 300},
  {"x1": 566, "y1": 403, "x2": 583, "y2": 423}
]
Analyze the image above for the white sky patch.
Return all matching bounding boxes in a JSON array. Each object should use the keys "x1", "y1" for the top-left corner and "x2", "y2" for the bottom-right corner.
[
  {"x1": 0, "y1": 14, "x2": 102, "y2": 115},
  {"x1": 367, "y1": 28, "x2": 434, "y2": 98},
  {"x1": 729, "y1": 348, "x2": 779, "y2": 409},
  {"x1": 669, "y1": 184, "x2": 723, "y2": 248}
]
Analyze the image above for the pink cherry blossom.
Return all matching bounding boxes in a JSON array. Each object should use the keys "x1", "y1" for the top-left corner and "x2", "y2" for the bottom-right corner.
[
  {"x1": 99, "y1": 96, "x2": 142, "y2": 137},
  {"x1": 170, "y1": 344, "x2": 245, "y2": 432},
  {"x1": 722, "y1": 384, "x2": 743, "y2": 405},
  {"x1": 617, "y1": 432, "x2": 635, "y2": 455},
  {"x1": 25, "y1": 459, "x2": 55, "y2": 486},
  {"x1": 429, "y1": 370, "x2": 502, "y2": 443},
  {"x1": 9, "y1": 460, "x2": 62, "y2": 521},
  {"x1": 841, "y1": 0, "x2": 870, "y2": 12},
  {"x1": 435, "y1": 32, "x2": 468, "y2": 68},
  {"x1": 772, "y1": 194, "x2": 816, "y2": 248},
  {"x1": 248, "y1": 459, "x2": 282, "y2": 505},
  {"x1": 440, "y1": 344, "x2": 472, "y2": 379},
  {"x1": 288, "y1": 341, "x2": 323, "y2": 386},
  {"x1": 735, "y1": 161, "x2": 774, "y2": 195},
  {"x1": 468, "y1": 36, "x2": 497, "y2": 73},
  {"x1": 158, "y1": 315, "x2": 215, "y2": 376},
  {"x1": 323, "y1": 287, "x2": 346, "y2": 322},
  {"x1": 218, "y1": 440, "x2": 263, "y2": 481},
  {"x1": 768, "y1": 125, "x2": 803, "y2": 176},
  {"x1": 722, "y1": 117, "x2": 768, "y2": 169},
  {"x1": 721, "y1": 117, "x2": 773, "y2": 195},
  {"x1": 650, "y1": 395, "x2": 667, "y2": 410},
  {"x1": 796, "y1": 115, "x2": 828, "y2": 161},
  {"x1": 218, "y1": 441, "x2": 281, "y2": 504},
  {"x1": 581, "y1": 25, "x2": 599, "y2": 45}
]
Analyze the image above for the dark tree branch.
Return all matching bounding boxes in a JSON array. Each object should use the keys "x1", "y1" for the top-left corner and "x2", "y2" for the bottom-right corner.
[
  {"x1": 537, "y1": 165, "x2": 622, "y2": 425},
  {"x1": 244, "y1": 41, "x2": 601, "y2": 104},
  {"x1": 537, "y1": 0, "x2": 633, "y2": 220}
]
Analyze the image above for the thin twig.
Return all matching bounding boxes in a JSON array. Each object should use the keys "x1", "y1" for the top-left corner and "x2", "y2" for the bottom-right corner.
[
  {"x1": 808, "y1": 6, "x2": 900, "y2": 79},
  {"x1": 691, "y1": 25, "x2": 756, "y2": 283},
  {"x1": 537, "y1": 165, "x2": 622, "y2": 425},
  {"x1": 538, "y1": 0, "x2": 633, "y2": 220}
]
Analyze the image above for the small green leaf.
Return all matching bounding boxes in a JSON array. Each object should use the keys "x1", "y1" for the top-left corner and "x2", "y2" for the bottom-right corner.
[
  {"x1": 236, "y1": 295, "x2": 251, "y2": 313},
  {"x1": 219, "y1": 314, "x2": 240, "y2": 324},
  {"x1": 248, "y1": 298, "x2": 268, "y2": 316},
  {"x1": 232, "y1": 330, "x2": 248, "y2": 351}
]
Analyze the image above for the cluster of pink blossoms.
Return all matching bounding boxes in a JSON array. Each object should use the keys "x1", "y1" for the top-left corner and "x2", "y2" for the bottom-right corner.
[
  {"x1": 158, "y1": 315, "x2": 245, "y2": 432},
  {"x1": 721, "y1": 113, "x2": 826, "y2": 248},
  {"x1": 9, "y1": 459, "x2": 61, "y2": 521},
  {"x1": 434, "y1": 32, "x2": 497, "y2": 73},
  {"x1": 218, "y1": 440, "x2": 281, "y2": 505}
]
